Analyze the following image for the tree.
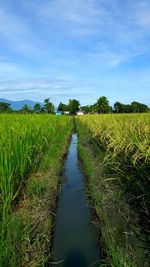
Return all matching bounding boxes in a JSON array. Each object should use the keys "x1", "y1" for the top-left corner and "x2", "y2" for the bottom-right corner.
[
  {"x1": 44, "y1": 98, "x2": 55, "y2": 114},
  {"x1": 114, "y1": 102, "x2": 124, "y2": 113},
  {"x1": 124, "y1": 104, "x2": 132, "y2": 113},
  {"x1": 68, "y1": 99, "x2": 80, "y2": 115},
  {"x1": 33, "y1": 103, "x2": 42, "y2": 113},
  {"x1": 90, "y1": 104, "x2": 97, "y2": 114},
  {"x1": 109, "y1": 106, "x2": 113, "y2": 113},
  {"x1": 114, "y1": 101, "x2": 149, "y2": 113},
  {"x1": 114, "y1": 102, "x2": 130, "y2": 113},
  {"x1": 0, "y1": 102, "x2": 12, "y2": 113},
  {"x1": 131, "y1": 101, "x2": 149, "y2": 113},
  {"x1": 58, "y1": 102, "x2": 68, "y2": 113},
  {"x1": 80, "y1": 105, "x2": 91, "y2": 114},
  {"x1": 21, "y1": 104, "x2": 31, "y2": 114},
  {"x1": 95, "y1": 96, "x2": 110, "y2": 114}
]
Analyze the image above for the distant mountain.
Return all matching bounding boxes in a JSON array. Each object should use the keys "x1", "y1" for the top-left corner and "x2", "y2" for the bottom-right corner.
[{"x1": 0, "y1": 98, "x2": 41, "y2": 110}]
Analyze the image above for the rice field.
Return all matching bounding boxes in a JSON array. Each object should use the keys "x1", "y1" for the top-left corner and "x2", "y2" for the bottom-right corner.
[
  {"x1": 77, "y1": 114, "x2": 150, "y2": 164},
  {"x1": 76, "y1": 114, "x2": 150, "y2": 231},
  {"x1": 76, "y1": 113, "x2": 150, "y2": 266},
  {"x1": 0, "y1": 114, "x2": 73, "y2": 266},
  {"x1": 0, "y1": 113, "x2": 150, "y2": 266},
  {"x1": 0, "y1": 115, "x2": 71, "y2": 215}
]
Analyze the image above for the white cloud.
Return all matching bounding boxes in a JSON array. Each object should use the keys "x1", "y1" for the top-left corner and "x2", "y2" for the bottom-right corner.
[
  {"x1": 0, "y1": 62, "x2": 26, "y2": 79},
  {"x1": 23, "y1": 0, "x2": 150, "y2": 66},
  {"x1": 0, "y1": 7, "x2": 40, "y2": 56},
  {"x1": 135, "y1": 1, "x2": 150, "y2": 29},
  {"x1": 0, "y1": 77, "x2": 91, "y2": 95},
  {"x1": 0, "y1": 0, "x2": 150, "y2": 105},
  {"x1": 24, "y1": 0, "x2": 109, "y2": 36},
  {"x1": 0, "y1": 75, "x2": 95, "y2": 104},
  {"x1": 0, "y1": 0, "x2": 150, "y2": 68},
  {"x1": 0, "y1": 69, "x2": 150, "y2": 105}
]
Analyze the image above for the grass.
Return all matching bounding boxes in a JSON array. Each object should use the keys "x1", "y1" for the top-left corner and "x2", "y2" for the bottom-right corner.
[
  {"x1": 75, "y1": 114, "x2": 149, "y2": 267},
  {"x1": 0, "y1": 114, "x2": 73, "y2": 266}
]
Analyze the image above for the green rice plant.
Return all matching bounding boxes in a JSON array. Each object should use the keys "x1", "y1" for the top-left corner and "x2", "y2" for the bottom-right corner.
[
  {"x1": 0, "y1": 115, "x2": 72, "y2": 220},
  {"x1": 0, "y1": 115, "x2": 71, "y2": 215},
  {"x1": 0, "y1": 114, "x2": 73, "y2": 266}
]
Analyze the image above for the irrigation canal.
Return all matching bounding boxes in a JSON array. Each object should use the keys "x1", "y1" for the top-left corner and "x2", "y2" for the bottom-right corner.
[{"x1": 51, "y1": 134, "x2": 100, "y2": 267}]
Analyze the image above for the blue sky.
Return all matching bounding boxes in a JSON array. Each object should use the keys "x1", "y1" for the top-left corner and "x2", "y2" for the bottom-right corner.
[{"x1": 0, "y1": 0, "x2": 150, "y2": 106}]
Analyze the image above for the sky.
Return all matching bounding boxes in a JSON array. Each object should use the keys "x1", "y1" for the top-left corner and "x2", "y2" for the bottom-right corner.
[{"x1": 0, "y1": 0, "x2": 150, "y2": 106}]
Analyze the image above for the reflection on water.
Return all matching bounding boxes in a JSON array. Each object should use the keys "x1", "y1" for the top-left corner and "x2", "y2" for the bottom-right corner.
[
  {"x1": 51, "y1": 134, "x2": 100, "y2": 267},
  {"x1": 63, "y1": 250, "x2": 86, "y2": 267}
]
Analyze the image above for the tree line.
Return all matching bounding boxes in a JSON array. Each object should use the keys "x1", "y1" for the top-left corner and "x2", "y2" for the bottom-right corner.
[
  {"x1": 0, "y1": 98, "x2": 80, "y2": 114},
  {"x1": 81, "y1": 97, "x2": 149, "y2": 114},
  {"x1": 0, "y1": 96, "x2": 149, "y2": 114},
  {"x1": 58, "y1": 96, "x2": 149, "y2": 114},
  {"x1": 0, "y1": 98, "x2": 54, "y2": 114}
]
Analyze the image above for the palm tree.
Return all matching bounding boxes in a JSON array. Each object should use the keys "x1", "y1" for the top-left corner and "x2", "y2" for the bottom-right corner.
[{"x1": 21, "y1": 104, "x2": 30, "y2": 114}]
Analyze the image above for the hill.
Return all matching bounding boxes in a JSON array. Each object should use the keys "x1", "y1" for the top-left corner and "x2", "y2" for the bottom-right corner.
[{"x1": 0, "y1": 98, "x2": 41, "y2": 110}]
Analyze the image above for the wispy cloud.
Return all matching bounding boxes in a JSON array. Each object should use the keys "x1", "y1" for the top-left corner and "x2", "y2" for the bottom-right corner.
[
  {"x1": 23, "y1": 0, "x2": 150, "y2": 66},
  {"x1": 0, "y1": 76, "x2": 96, "y2": 104},
  {"x1": 0, "y1": 0, "x2": 150, "y2": 104},
  {"x1": 1, "y1": 0, "x2": 150, "y2": 66},
  {"x1": 135, "y1": 1, "x2": 150, "y2": 29},
  {"x1": 0, "y1": 62, "x2": 27, "y2": 79},
  {"x1": 0, "y1": 77, "x2": 93, "y2": 95},
  {"x1": 0, "y1": 8, "x2": 35, "y2": 55}
]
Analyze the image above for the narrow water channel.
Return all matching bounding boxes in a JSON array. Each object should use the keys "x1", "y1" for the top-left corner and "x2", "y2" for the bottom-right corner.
[{"x1": 51, "y1": 134, "x2": 100, "y2": 267}]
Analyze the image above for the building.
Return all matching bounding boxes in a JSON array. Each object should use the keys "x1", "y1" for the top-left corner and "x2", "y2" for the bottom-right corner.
[
  {"x1": 64, "y1": 111, "x2": 70, "y2": 115},
  {"x1": 76, "y1": 110, "x2": 84, "y2": 115},
  {"x1": 56, "y1": 111, "x2": 62, "y2": 115}
]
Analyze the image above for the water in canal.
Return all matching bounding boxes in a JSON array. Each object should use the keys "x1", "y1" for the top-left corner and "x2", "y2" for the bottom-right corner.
[{"x1": 51, "y1": 134, "x2": 100, "y2": 267}]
